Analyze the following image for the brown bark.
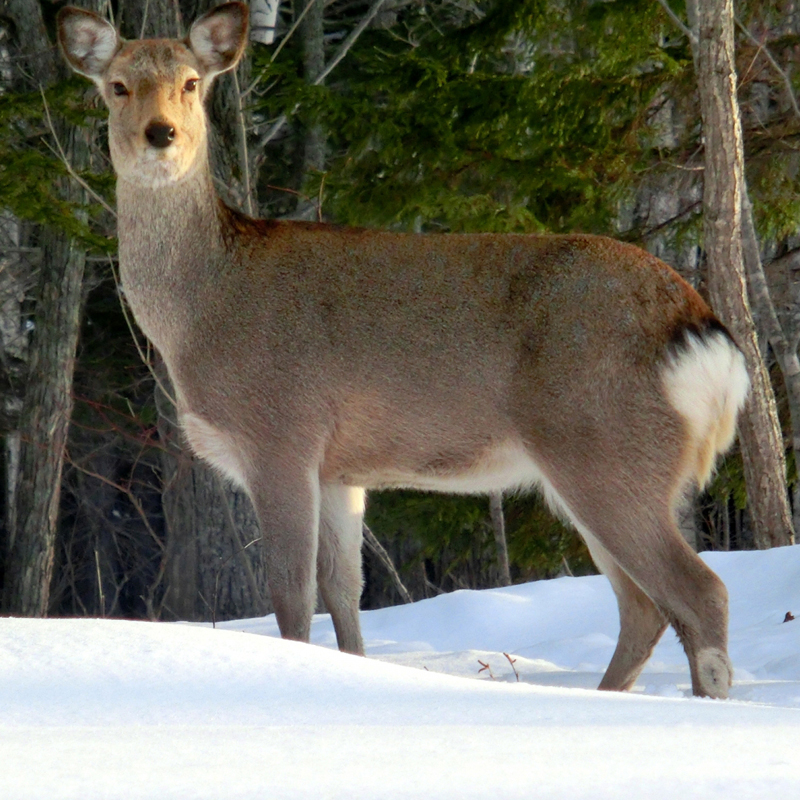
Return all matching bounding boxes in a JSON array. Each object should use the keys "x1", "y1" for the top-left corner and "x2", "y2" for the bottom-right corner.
[
  {"x1": 0, "y1": 0, "x2": 98, "y2": 613},
  {"x1": 691, "y1": 0, "x2": 794, "y2": 548},
  {"x1": 123, "y1": 0, "x2": 182, "y2": 38},
  {"x1": 2, "y1": 227, "x2": 86, "y2": 614},
  {"x1": 740, "y1": 196, "x2": 800, "y2": 537}
]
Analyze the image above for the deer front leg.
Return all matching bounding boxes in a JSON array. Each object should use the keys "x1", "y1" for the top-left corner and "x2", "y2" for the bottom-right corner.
[{"x1": 249, "y1": 466, "x2": 321, "y2": 644}]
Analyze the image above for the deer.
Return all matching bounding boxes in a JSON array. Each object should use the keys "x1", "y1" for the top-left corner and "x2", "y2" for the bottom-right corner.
[{"x1": 58, "y1": 1, "x2": 750, "y2": 699}]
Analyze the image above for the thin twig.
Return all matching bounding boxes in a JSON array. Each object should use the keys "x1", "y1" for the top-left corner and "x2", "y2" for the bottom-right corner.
[
  {"x1": 257, "y1": 0, "x2": 389, "y2": 150},
  {"x1": 139, "y1": 0, "x2": 151, "y2": 39},
  {"x1": 212, "y1": 533, "x2": 262, "y2": 627},
  {"x1": 94, "y1": 547, "x2": 106, "y2": 615},
  {"x1": 269, "y1": 0, "x2": 312, "y2": 64},
  {"x1": 257, "y1": 112, "x2": 289, "y2": 151},
  {"x1": 213, "y1": 473, "x2": 267, "y2": 614},
  {"x1": 108, "y1": 255, "x2": 176, "y2": 406},
  {"x1": 735, "y1": 15, "x2": 800, "y2": 122},
  {"x1": 362, "y1": 523, "x2": 413, "y2": 604},
  {"x1": 656, "y1": 0, "x2": 697, "y2": 46},
  {"x1": 66, "y1": 451, "x2": 165, "y2": 555},
  {"x1": 232, "y1": 68, "x2": 255, "y2": 215},
  {"x1": 420, "y1": 562, "x2": 445, "y2": 597},
  {"x1": 477, "y1": 659, "x2": 495, "y2": 680},
  {"x1": 40, "y1": 87, "x2": 117, "y2": 217},
  {"x1": 245, "y1": 0, "x2": 315, "y2": 98},
  {"x1": 317, "y1": 172, "x2": 326, "y2": 221},
  {"x1": 316, "y1": 0, "x2": 388, "y2": 85},
  {"x1": 503, "y1": 652, "x2": 520, "y2": 682}
]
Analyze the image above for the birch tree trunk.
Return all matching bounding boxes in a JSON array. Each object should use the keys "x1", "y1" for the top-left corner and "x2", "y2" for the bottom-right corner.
[
  {"x1": 689, "y1": 0, "x2": 794, "y2": 549},
  {"x1": 489, "y1": 493, "x2": 511, "y2": 586}
]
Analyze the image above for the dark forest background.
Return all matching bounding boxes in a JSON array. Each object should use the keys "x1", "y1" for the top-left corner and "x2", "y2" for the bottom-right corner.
[{"x1": 0, "y1": 0, "x2": 798, "y2": 622}]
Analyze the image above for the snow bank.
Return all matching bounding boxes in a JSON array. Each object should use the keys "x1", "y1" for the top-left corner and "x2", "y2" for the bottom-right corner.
[{"x1": 2, "y1": 546, "x2": 800, "y2": 798}]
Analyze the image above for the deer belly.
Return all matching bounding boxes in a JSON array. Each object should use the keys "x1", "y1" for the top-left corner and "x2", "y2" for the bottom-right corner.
[{"x1": 330, "y1": 440, "x2": 547, "y2": 495}]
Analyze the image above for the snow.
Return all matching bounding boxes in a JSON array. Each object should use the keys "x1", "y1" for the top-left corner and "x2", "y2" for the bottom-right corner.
[{"x1": 3, "y1": 546, "x2": 800, "y2": 798}]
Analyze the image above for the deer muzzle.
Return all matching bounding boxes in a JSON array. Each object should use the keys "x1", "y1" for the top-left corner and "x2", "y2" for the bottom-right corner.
[{"x1": 145, "y1": 121, "x2": 176, "y2": 149}]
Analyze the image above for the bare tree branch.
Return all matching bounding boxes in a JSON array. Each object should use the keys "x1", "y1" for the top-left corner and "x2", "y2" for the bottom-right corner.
[
  {"x1": 108, "y1": 256, "x2": 176, "y2": 407},
  {"x1": 232, "y1": 68, "x2": 255, "y2": 216},
  {"x1": 656, "y1": 0, "x2": 697, "y2": 46},
  {"x1": 40, "y1": 88, "x2": 117, "y2": 218},
  {"x1": 735, "y1": 15, "x2": 800, "y2": 122},
  {"x1": 362, "y1": 522, "x2": 414, "y2": 604},
  {"x1": 257, "y1": 0, "x2": 389, "y2": 150}
]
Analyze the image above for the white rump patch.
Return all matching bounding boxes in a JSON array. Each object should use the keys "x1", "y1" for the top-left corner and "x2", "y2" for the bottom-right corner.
[
  {"x1": 180, "y1": 413, "x2": 248, "y2": 489},
  {"x1": 662, "y1": 332, "x2": 750, "y2": 486}
]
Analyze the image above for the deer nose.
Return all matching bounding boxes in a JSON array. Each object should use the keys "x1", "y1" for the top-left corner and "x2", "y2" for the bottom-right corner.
[{"x1": 145, "y1": 121, "x2": 175, "y2": 148}]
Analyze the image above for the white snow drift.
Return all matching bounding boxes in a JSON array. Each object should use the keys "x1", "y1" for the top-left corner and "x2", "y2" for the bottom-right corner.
[{"x1": 2, "y1": 545, "x2": 800, "y2": 798}]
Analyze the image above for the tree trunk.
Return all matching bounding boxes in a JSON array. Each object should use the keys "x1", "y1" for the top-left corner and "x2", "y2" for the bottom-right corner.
[
  {"x1": 690, "y1": 0, "x2": 794, "y2": 549},
  {"x1": 0, "y1": 0, "x2": 97, "y2": 614},
  {"x1": 123, "y1": 0, "x2": 182, "y2": 38},
  {"x1": 489, "y1": 493, "x2": 511, "y2": 586},
  {"x1": 0, "y1": 205, "x2": 31, "y2": 591},
  {"x1": 2, "y1": 226, "x2": 86, "y2": 614},
  {"x1": 297, "y1": 0, "x2": 326, "y2": 219},
  {"x1": 740, "y1": 195, "x2": 800, "y2": 537}
]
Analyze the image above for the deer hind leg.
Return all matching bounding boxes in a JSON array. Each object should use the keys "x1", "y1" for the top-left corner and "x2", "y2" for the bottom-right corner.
[
  {"x1": 582, "y1": 532, "x2": 668, "y2": 691},
  {"x1": 317, "y1": 484, "x2": 365, "y2": 655},
  {"x1": 582, "y1": 503, "x2": 729, "y2": 698},
  {"x1": 537, "y1": 452, "x2": 731, "y2": 698}
]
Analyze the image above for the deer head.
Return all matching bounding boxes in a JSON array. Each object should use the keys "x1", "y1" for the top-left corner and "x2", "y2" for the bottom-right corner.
[{"x1": 58, "y1": 2, "x2": 248, "y2": 188}]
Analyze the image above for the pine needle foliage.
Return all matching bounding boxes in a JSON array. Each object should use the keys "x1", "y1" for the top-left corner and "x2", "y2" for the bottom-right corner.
[
  {"x1": 0, "y1": 79, "x2": 115, "y2": 251},
  {"x1": 256, "y1": 0, "x2": 690, "y2": 234}
]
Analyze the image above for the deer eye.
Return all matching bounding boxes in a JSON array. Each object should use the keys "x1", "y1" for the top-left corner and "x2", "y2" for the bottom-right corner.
[
  {"x1": 111, "y1": 82, "x2": 129, "y2": 97},
  {"x1": 183, "y1": 78, "x2": 198, "y2": 93}
]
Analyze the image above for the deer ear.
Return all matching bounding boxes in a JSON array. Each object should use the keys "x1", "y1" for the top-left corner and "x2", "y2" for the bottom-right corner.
[
  {"x1": 57, "y1": 7, "x2": 121, "y2": 85},
  {"x1": 188, "y1": 2, "x2": 249, "y2": 80}
]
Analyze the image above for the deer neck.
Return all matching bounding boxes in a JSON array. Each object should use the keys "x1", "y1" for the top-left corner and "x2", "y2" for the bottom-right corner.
[{"x1": 115, "y1": 160, "x2": 224, "y2": 353}]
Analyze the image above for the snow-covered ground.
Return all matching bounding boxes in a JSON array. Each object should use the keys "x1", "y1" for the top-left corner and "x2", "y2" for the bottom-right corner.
[{"x1": 3, "y1": 545, "x2": 800, "y2": 799}]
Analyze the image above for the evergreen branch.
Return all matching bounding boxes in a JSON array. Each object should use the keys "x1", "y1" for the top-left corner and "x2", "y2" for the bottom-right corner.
[
  {"x1": 735, "y1": 16, "x2": 800, "y2": 122},
  {"x1": 655, "y1": 0, "x2": 697, "y2": 46},
  {"x1": 40, "y1": 87, "x2": 117, "y2": 218},
  {"x1": 256, "y1": 0, "x2": 389, "y2": 151}
]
